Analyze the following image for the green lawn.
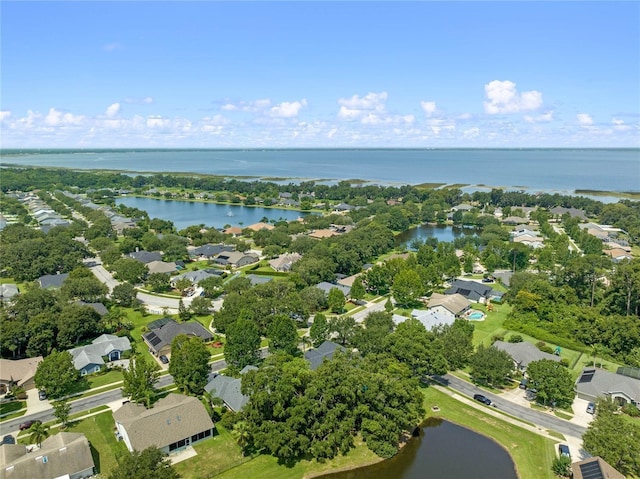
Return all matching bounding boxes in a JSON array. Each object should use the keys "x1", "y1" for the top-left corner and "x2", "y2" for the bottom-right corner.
[
  {"x1": 66, "y1": 412, "x2": 129, "y2": 475},
  {"x1": 0, "y1": 400, "x2": 26, "y2": 416},
  {"x1": 421, "y1": 387, "x2": 556, "y2": 479}
]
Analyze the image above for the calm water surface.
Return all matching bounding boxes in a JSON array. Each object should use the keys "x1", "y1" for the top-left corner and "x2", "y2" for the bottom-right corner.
[
  {"x1": 4, "y1": 148, "x2": 638, "y2": 193},
  {"x1": 116, "y1": 196, "x2": 308, "y2": 230},
  {"x1": 396, "y1": 224, "x2": 476, "y2": 247},
  {"x1": 320, "y1": 418, "x2": 517, "y2": 479}
]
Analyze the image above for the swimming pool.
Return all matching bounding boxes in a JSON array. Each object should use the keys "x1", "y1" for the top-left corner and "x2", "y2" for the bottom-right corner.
[{"x1": 468, "y1": 312, "x2": 484, "y2": 320}]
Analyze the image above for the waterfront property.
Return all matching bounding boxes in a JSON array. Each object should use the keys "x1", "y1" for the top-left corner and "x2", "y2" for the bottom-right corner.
[
  {"x1": 575, "y1": 367, "x2": 640, "y2": 409},
  {"x1": 571, "y1": 456, "x2": 626, "y2": 479},
  {"x1": 113, "y1": 393, "x2": 215, "y2": 453}
]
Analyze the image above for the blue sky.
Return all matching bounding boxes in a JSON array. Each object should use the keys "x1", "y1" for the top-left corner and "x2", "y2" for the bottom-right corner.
[{"x1": 1, "y1": 1, "x2": 639, "y2": 148}]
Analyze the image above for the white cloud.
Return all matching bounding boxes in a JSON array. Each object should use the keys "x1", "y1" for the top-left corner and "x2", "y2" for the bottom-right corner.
[
  {"x1": 576, "y1": 113, "x2": 593, "y2": 125},
  {"x1": 338, "y1": 92, "x2": 388, "y2": 120},
  {"x1": 143, "y1": 97, "x2": 154, "y2": 104},
  {"x1": 0, "y1": 111, "x2": 11, "y2": 122},
  {"x1": 44, "y1": 108, "x2": 84, "y2": 126},
  {"x1": 457, "y1": 113, "x2": 472, "y2": 120},
  {"x1": 524, "y1": 111, "x2": 554, "y2": 123},
  {"x1": 146, "y1": 116, "x2": 170, "y2": 128},
  {"x1": 484, "y1": 80, "x2": 543, "y2": 114},
  {"x1": 327, "y1": 128, "x2": 338, "y2": 138},
  {"x1": 420, "y1": 101, "x2": 437, "y2": 116},
  {"x1": 463, "y1": 127, "x2": 480, "y2": 139},
  {"x1": 269, "y1": 99, "x2": 307, "y2": 118},
  {"x1": 105, "y1": 103, "x2": 120, "y2": 118},
  {"x1": 222, "y1": 99, "x2": 272, "y2": 113},
  {"x1": 611, "y1": 118, "x2": 631, "y2": 131}
]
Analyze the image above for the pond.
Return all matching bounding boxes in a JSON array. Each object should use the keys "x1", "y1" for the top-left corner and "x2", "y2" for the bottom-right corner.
[
  {"x1": 395, "y1": 224, "x2": 477, "y2": 247},
  {"x1": 319, "y1": 418, "x2": 517, "y2": 479},
  {"x1": 115, "y1": 196, "x2": 310, "y2": 231}
]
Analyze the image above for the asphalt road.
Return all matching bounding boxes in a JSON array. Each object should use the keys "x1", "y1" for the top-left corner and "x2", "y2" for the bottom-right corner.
[
  {"x1": 435, "y1": 374, "x2": 587, "y2": 438},
  {"x1": 0, "y1": 357, "x2": 230, "y2": 437}
]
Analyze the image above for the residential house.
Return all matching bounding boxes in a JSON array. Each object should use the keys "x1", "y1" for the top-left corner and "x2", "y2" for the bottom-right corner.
[
  {"x1": 337, "y1": 273, "x2": 361, "y2": 288},
  {"x1": 69, "y1": 334, "x2": 132, "y2": 376},
  {"x1": 146, "y1": 260, "x2": 178, "y2": 275},
  {"x1": 492, "y1": 341, "x2": 561, "y2": 372},
  {"x1": 189, "y1": 243, "x2": 235, "y2": 260},
  {"x1": 604, "y1": 248, "x2": 633, "y2": 262},
  {"x1": 315, "y1": 281, "x2": 351, "y2": 297},
  {"x1": 0, "y1": 284, "x2": 19, "y2": 303},
  {"x1": 113, "y1": 393, "x2": 215, "y2": 454},
  {"x1": 0, "y1": 432, "x2": 95, "y2": 479},
  {"x1": 452, "y1": 203, "x2": 474, "y2": 212},
  {"x1": 38, "y1": 273, "x2": 69, "y2": 289},
  {"x1": 75, "y1": 301, "x2": 109, "y2": 317},
  {"x1": 571, "y1": 456, "x2": 626, "y2": 479},
  {"x1": 304, "y1": 341, "x2": 346, "y2": 370},
  {"x1": 269, "y1": 253, "x2": 302, "y2": 272},
  {"x1": 427, "y1": 293, "x2": 471, "y2": 321},
  {"x1": 410, "y1": 308, "x2": 456, "y2": 330},
  {"x1": 128, "y1": 250, "x2": 163, "y2": 264},
  {"x1": 246, "y1": 222, "x2": 274, "y2": 232},
  {"x1": 223, "y1": 226, "x2": 243, "y2": 236},
  {"x1": 445, "y1": 279, "x2": 497, "y2": 303},
  {"x1": 142, "y1": 319, "x2": 212, "y2": 357},
  {"x1": 501, "y1": 216, "x2": 528, "y2": 225},
  {"x1": 0, "y1": 357, "x2": 43, "y2": 394},
  {"x1": 308, "y1": 229, "x2": 339, "y2": 239},
  {"x1": 170, "y1": 269, "x2": 222, "y2": 287},
  {"x1": 512, "y1": 234, "x2": 545, "y2": 249},
  {"x1": 204, "y1": 366, "x2": 257, "y2": 412},
  {"x1": 213, "y1": 251, "x2": 259, "y2": 268},
  {"x1": 575, "y1": 368, "x2": 640, "y2": 409},
  {"x1": 550, "y1": 207, "x2": 588, "y2": 221},
  {"x1": 333, "y1": 203, "x2": 355, "y2": 212}
]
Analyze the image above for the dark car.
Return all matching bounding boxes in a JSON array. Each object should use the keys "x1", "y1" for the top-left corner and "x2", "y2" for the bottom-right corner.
[
  {"x1": 558, "y1": 444, "x2": 571, "y2": 458},
  {"x1": 38, "y1": 390, "x2": 47, "y2": 401},
  {"x1": 473, "y1": 394, "x2": 492, "y2": 405},
  {"x1": 159, "y1": 355, "x2": 169, "y2": 364},
  {"x1": 18, "y1": 420, "x2": 40, "y2": 431},
  {"x1": 2, "y1": 435, "x2": 15, "y2": 445}
]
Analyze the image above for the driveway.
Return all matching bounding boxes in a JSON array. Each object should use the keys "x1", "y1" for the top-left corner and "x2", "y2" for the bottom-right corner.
[{"x1": 85, "y1": 257, "x2": 120, "y2": 293}]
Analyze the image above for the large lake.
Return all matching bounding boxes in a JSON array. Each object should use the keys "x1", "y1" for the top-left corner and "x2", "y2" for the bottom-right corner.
[
  {"x1": 396, "y1": 224, "x2": 476, "y2": 247},
  {"x1": 320, "y1": 418, "x2": 518, "y2": 479},
  {"x1": 116, "y1": 196, "x2": 308, "y2": 230},
  {"x1": 3, "y1": 148, "x2": 638, "y2": 193}
]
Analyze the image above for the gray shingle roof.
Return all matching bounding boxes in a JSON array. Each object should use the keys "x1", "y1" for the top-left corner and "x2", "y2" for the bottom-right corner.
[
  {"x1": 315, "y1": 282, "x2": 351, "y2": 297},
  {"x1": 576, "y1": 368, "x2": 640, "y2": 404},
  {"x1": 411, "y1": 308, "x2": 456, "y2": 330},
  {"x1": 113, "y1": 394, "x2": 214, "y2": 452},
  {"x1": 142, "y1": 320, "x2": 212, "y2": 354},
  {"x1": 68, "y1": 334, "x2": 131, "y2": 371},
  {"x1": 38, "y1": 273, "x2": 69, "y2": 289},
  {"x1": 304, "y1": 341, "x2": 346, "y2": 370},
  {"x1": 445, "y1": 279, "x2": 494, "y2": 302},
  {"x1": 205, "y1": 375, "x2": 250, "y2": 412},
  {"x1": 128, "y1": 250, "x2": 162, "y2": 264},
  {"x1": 493, "y1": 341, "x2": 561, "y2": 369}
]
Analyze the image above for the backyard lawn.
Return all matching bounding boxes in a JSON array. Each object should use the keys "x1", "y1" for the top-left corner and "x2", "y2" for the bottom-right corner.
[{"x1": 66, "y1": 411, "x2": 129, "y2": 475}]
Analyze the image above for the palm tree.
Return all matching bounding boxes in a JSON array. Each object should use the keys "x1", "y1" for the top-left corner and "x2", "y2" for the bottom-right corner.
[
  {"x1": 28, "y1": 422, "x2": 50, "y2": 448},
  {"x1": 231, "y1": 420, "x2": 250, "y2": 454}
]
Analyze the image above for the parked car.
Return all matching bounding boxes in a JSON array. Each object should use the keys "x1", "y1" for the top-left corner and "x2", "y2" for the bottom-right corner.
[
  {"x1": 18, "y1": 420, "x2": 40, "y2": 431},
  {"x1": 2, "y1": 435, "x2": 15, "y2": 445},
  {"x1": 586, "y1": 402, "x2": 596, "y2": 414},
  {"x1": 558, "y1": 444, "x2": 571, "y2": 458},
  {"x1": 473, "y1": 394, "x2": 492, "y2": 405},
  {"x1": 38, "y1": 390, "x2": 47, "y2": 401},
  {"x1": 159, "y1": 355, "x2": 169, "y2": 364},
  {"x1": 519, "y1": 379, "x2": 528, "y2": 389}
]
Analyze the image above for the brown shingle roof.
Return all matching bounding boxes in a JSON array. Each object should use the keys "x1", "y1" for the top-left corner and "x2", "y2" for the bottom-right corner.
[
  {"x1": 113, "y1": 394, "x2": 214, "y2": 451},
  {"x1": 427, "y1": 293, "x2": 471, "y2": 315},
  {"x1": 0, "y1": 357, "x2": 43, "y2": 387}
]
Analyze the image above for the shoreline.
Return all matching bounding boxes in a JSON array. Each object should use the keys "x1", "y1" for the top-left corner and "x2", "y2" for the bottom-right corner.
[{"x1": 2, "y1": 162, "x2": 637, "y2": 200}]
